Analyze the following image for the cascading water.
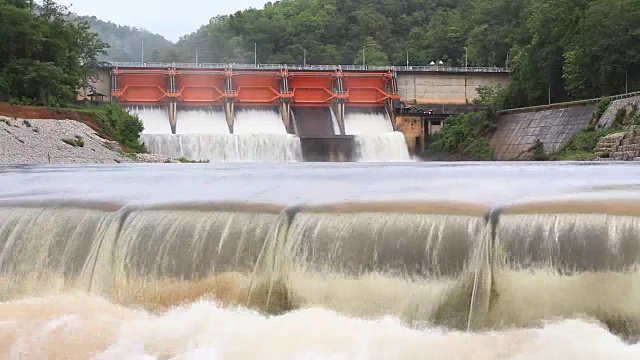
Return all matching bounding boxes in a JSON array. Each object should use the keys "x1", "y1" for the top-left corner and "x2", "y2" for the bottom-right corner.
[
  {"x1": 3, "y1": 164, "x2": 640, "y2": 358},
  {"x1": 234, "y1": 109, "x2": 287, "y2": 134},
  {"x1": 139, "y1": 107, "x2": 304, "y2": 162},
  {"x1": 142, "y1": 133, "x2": 303, "y2": 162},
  {"x1": 344, "y1": 111, "x2": 411, "y2": 162},
  {"x1": 128, "y1": 106, "x2": 172, "y2": 134},
  {"x1": 176, "y1": 107, "x2": 229, "y2": 134}
]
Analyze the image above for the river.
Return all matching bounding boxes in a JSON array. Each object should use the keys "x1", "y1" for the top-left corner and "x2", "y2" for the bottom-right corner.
[{"x1": 1, "y1": 162, "x2": 640, "y2": 359}]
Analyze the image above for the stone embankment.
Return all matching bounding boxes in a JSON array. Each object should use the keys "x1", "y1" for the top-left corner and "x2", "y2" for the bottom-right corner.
[
  {"x1": 0, "y1": 116, "x2": 184, "y2": 165},
  {"x1": 135, "y1": 154, "x2": 180, "y2": 163},
  {"x1": 0, "y1": 116, "x2": 137, "y2": 165},
  {"x1": 595, "y1": 129, "x2": 640, "y2": 161}
]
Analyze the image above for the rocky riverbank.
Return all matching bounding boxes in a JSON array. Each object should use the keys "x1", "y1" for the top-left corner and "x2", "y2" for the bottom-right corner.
[{"x1": 0, "y1": 116, "x2": 184, "y2": 165}]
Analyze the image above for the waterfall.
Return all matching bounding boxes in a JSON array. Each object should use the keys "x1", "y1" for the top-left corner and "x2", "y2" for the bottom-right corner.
[
  {"x1": 141, "y1": 133, "x2": 303, "y2": 162},
  {"x1": 344, "y1": 111, "x2": 411, "y2": 162}
]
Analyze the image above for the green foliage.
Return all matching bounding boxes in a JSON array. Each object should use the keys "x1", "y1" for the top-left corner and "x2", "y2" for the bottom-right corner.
[
  {"x1": 429, "y1": 111, "x2": 496, "y2": 161},
  {"x1": 177, "y1": 157, "x2": 210, "y2": 164},
  {"x1": 22, "y1": 119, "x2": 31, "y2": 127},
  {"x1": 531, "y1": 139, "x2": 549, "y2": 161},
  {"x1": 611, "y1": 105, "x2": 640, "y2": 127},
  {"x1": 75, "y1": 104, "x2": 146, "y2": 152},
  {"x1": 160, "y1": 0, "x2": 640, "y2": 108},
  {"x1": 62, "y1": 135, "x2": 84, "y2": 147},
  {"x1": 119, "y1": 150, "x2": 137, "y2": 161},
  {"x1": 551, "y1": 124, "x2": 626, "y2": 160},
  {"x1": 594, "y1": 98, "x2": 612, "y2": 121},
  {"x1": 0, "y1": 0, "x2": 108, "y2": 106}
]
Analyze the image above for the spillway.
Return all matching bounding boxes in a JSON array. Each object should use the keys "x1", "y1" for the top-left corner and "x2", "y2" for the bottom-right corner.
[
  {"x1": 128, "y1": 106, "x2": 172, "y2": 134},
  {"x1": 234, "y1": 108, "x2": 287, "y2": 134},
  {"x1": 142, "y1": 133, "x2": 303, "y2": 162},
  {"x1": 3, "y1": 163, "x2": 640, "y2": 358},
  {"x1": 176, "y1": 107, "x2": 229, "y2": 134},
  {"x1": 344, "y1": 110, "x2": 411, "y2": 162}
]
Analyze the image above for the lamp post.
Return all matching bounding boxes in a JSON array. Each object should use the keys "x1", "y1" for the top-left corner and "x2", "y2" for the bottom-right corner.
[
  {"x1": 362, "y1": 46, "x2": 366, "y2": 67},
  {"x1": 463, "y1": 47, "x2": 468, "y2": 68},
  {"x1": 406, "y1": 50, "x2": 409, "y2": 67},
  {"x1": 141, "y1": 41, "x2": 144, "y2": 64},
  {"x1": 254, "y1": 43, "x2": 257, "y2": 66},
  {"x1": 304, "y1": 48, "x2": 307, "y2": 67}
]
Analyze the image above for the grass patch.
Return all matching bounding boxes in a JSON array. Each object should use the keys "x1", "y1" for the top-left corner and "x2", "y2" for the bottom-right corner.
[
  {"x1": 593, "y1": 97, "x2": 611, "y2": 123},
  {"x1": 177, "y1": 157, "x2": 210, "y2": 163},
  {"x1": 119, "y1": 150, "x2": 137, "y2": 161},
  {"x1": 62, "y1": 135, "x2": 85, "y2": 147},
  {"x1": 551, "y1": 124, "x2": 627, "y2": 160}
]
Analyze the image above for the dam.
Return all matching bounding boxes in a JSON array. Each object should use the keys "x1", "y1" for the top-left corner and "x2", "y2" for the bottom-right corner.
[
  {"x1": 1, "y1": 162, "x2": 640, "y2": 358},
  {"x1": 87, "y1": 62, "x2": 509, "y2": 162}
]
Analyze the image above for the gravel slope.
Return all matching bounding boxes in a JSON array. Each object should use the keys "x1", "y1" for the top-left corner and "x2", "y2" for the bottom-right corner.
[{"x1": 0, "y1": 116, "x2": 134, "y2": 165}]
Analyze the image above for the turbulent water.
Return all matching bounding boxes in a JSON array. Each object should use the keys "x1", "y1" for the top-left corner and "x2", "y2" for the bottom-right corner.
[
  {"x1": 141, "y1": 133, "x2": 303, "y2": 162},
  {"x1": 176, "y1": 108, "x2": 229, "y2": 134},
  {"x1": 344, "y1": 111, "x2": 411, "y2": 162},
  {"x1": 128, "y1": 106, "x2": 172, "y2": 134},
  {"x1": 234, "y1": 109, "x2": 287, "y2": 134},
  {"x1": 2, "y1": 163, "x2": 640, "y2": 358}
]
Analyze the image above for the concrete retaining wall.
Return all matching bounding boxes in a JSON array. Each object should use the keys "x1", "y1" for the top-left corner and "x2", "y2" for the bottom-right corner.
[
  {"x1": 397, "y1": 73, "x2": 509, "y2": 105},
  {"x1": 490, "y1": 105, "x2": 595, "y2": 160}
]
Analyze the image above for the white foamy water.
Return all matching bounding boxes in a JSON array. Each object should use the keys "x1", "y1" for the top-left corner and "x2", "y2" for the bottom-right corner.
[
  {"x1": 142, "y1": 134, "x2": 303, "y2": 162},
  {"x1": 354, "y1": 132, "x2": 412, "y2": 162},
  {"x1": 127, "y1": 106, "x2": 171, "y2": 134},
  {"x1": 344, "y1": 111, "x2": 411, "y2": 162},
  {"x1": 234, "y1": 109, "x2": 286, "y2": 134},
  {"x1": 3, "y1": 295, "x2": 639, "y2": 360},
  {"x1": 344, "y1": 111, "x2": 394, "y2": 135},
  {"x1": 177, "y1": 108, "x2": 229, "y2": 134}
]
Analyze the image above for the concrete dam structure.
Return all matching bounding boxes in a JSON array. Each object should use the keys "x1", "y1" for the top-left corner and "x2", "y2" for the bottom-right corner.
[{"x1": 87, "y1": 63, "x2": 509, "y2": 161}]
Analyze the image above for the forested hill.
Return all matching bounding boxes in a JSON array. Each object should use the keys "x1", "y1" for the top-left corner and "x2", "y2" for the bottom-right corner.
[
  {"x1": 169, "y1": 0, "x2": 639, "y2": 108},
  {"x1": 80, "y1": 16, "x2": 173, "y2": 63}
]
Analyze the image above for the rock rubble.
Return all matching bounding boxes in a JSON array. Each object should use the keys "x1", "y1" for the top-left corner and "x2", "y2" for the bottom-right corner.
[{"x1": 595, "y1": 129, "x2": 640, "y2": 161}]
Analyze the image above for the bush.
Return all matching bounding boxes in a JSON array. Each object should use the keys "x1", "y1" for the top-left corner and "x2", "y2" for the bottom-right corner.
[
  {"x1": 177, "y1": 157, "x2": 210, "y2": 163},
  {"x1": 531, "y1": 139, "x2": 548, "y2": 161},
  {"x1": 429, "y1": 111, "x2": 496, "y2": 161},
  {"x1": 594, "y1": 97, "x2": 611, "y2": 121},
  {"x1": 72, "y1": 104, "x2": 146, "y2": 153},
  {"x1": 62, "y1": 135, "x2": 85, "y2": 147}
]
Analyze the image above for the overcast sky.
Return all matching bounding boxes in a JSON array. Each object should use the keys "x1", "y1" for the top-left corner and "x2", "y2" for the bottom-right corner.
[{"x1": 56, "y1": 0, "x2": 270, "y2": 42}]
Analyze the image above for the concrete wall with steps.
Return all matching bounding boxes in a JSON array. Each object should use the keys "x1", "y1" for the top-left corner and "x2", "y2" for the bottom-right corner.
[{"x1": 489, "y1": 105, "x2": 595, "y2": 160}]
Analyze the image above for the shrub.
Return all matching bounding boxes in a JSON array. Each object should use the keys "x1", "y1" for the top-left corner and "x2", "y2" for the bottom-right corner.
[
  {"x1": 594, "y1": 98, "x2": 611, "y2": 121},
  {"x1": 62, "y1": 135, "x2": 85, "y2": 147}
]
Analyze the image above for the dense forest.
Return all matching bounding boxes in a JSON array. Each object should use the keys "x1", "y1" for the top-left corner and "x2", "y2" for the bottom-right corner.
[
  {"x1": 0, "y1": 0, "x2": 145, "y2": 151},
  {"x1": 81, "y1": 16, "x2": 174, "y2": 63},
  {"x1": 0, "y1": 0, "x2": 108, "y2": 106},
  {"x1": 168, "y1": 0, "x2": 640, "y2": 108}
]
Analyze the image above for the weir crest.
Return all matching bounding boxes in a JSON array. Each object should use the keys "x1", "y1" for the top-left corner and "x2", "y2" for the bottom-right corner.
[{"x1": 1, "y1": 200, "x2": 639, "y2": 339}]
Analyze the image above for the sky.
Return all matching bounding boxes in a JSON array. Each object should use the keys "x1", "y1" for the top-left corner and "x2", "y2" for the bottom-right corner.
[{"x1": 56, "y1": 0, "x2": 270, "y2": 42}]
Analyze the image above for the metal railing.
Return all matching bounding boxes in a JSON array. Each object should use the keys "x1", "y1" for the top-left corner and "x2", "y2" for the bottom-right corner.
[
  {"x1": 109, "y1": 61, "x2": 510, "y2": 73},
  {"x1": 499, "y1": 90, "x2": 640, "y2": 114}
]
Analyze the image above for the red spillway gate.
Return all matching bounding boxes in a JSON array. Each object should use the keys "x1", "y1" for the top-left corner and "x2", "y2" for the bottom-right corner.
[{"x1": 110, "y1": 66, "x2": 399, "y2": 108}]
